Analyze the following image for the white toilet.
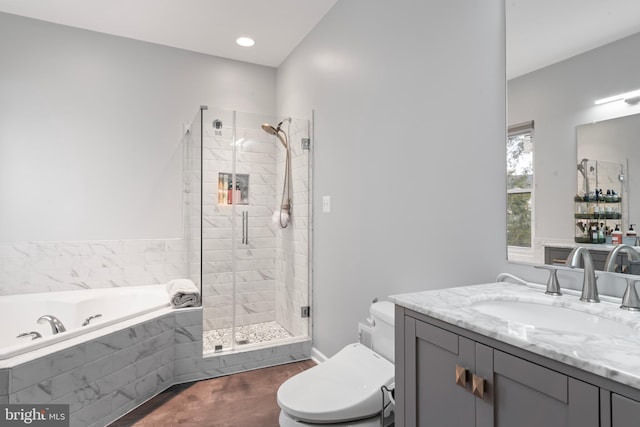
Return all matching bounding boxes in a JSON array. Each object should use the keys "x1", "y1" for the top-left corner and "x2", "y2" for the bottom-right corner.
[{"x1": 277, "y1": 301, "x2": 395, "y2": 426}]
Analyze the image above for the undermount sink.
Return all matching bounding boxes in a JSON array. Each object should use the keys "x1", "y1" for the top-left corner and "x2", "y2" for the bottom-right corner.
[{"x1": 470, "y1": 300, "x2": 637, "y2": 336}]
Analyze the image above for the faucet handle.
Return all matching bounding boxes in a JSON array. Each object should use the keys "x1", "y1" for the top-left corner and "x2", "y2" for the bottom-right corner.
[
  {"x1": 17, "y1": 331, "x2": 42, "y2": 340},
  {"x1": 535, "y1": 265, "x2": 562, "y2": 296},
  {"x1": 621, "y1": 278, "x2": 640, "y2": 311}
]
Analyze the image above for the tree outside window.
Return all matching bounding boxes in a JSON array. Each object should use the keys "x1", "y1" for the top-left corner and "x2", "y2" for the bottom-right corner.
[{"x1": 507, "y1": 122, "x2": 534, "y2": 248}]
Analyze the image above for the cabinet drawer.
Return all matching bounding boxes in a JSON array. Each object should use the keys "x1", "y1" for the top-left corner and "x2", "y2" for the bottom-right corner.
[{"x1": 415, "y1": 318, "x2": 458, "y2": 354}]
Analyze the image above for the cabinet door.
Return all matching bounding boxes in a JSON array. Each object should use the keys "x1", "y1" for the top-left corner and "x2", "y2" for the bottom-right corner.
[
  {"x1": 612, "y1": 394, "x2": 640, "y2": 427},
  {"x1": 403, "y1": 316, "x2": 475, "y2": 427},
  {"x1": 492, "y1": 350, "x2": 599, "y2": 427}
]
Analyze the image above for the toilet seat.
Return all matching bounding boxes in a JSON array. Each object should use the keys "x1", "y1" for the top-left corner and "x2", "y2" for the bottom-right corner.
[{"x1": 277, "y1": 343, "x2": 394, "y2": 424}]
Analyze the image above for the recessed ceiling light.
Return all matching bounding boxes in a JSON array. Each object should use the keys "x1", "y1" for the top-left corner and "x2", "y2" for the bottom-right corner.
[{"x1": 236, "y1": 37, "x2": 255, "y2": 47}]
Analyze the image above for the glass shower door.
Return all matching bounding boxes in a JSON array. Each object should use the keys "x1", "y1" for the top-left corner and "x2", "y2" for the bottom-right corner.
[{"x1": 199, "y1": 108, "x2": 312, "y2": 354}]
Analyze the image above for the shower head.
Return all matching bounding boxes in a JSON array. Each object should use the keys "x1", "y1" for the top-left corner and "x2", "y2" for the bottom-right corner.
[
  {"x1": 262, "y1": 119, "x2": 290, "y2": 150},
  {"x1": 577, "y1": 158, "x2": 589, "y2": 174},
  {"x1": 261, "y1": 123, "x2": 279, "y2": 135},
  {"x1": 261, "y1": 118, "x2": 291, "y2": 136}
]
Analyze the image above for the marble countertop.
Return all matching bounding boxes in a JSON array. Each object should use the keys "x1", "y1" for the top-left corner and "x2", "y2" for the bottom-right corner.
[{"x1": 390, "y1": 282, "x2": 640, "y2": 389}]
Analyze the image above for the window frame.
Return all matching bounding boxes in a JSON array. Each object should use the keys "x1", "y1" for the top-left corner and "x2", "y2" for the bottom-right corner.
[{"x1": 507, "y1": 121, "x2": 535, "y2": 249}]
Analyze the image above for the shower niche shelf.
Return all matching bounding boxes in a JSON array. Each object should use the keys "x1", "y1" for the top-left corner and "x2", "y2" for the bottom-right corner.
[{"x1": 218, "y1": 173, "x2": 249, "y2": 205}]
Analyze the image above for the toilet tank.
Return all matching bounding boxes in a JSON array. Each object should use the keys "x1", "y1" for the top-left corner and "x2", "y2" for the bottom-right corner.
[{"x1": 370, "y1": 301, "x2": 395, "y2": 363}]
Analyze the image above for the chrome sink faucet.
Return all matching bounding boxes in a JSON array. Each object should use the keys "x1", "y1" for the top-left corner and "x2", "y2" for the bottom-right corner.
[
  {"x1": 566, "y1": 247, "x2": 600, "y2": 303},
  {"x1": 534, "y1": 265, "x2": 561, "y2": 296},
  {"x1": 37, "y1": 315, "x2": 67, "y2": 334},
  {"x1": 621, "y1": 278, "x2": 640, "y2": 311},
  {"x1": 604, "y1": 244, "x2": 640, "y2": 273}
]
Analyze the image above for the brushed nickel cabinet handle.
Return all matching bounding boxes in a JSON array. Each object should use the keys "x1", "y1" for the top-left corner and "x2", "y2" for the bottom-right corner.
[
  {"x1": 472, "y1": 374, "x2": 485, "y2": 398},
  {"x1": 455, "y1": 365, "x2": 468, "y2": 388}
]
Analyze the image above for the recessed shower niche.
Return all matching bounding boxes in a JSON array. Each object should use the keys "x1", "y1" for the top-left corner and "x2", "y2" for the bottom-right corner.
[
  {"x1": 183, "y1": 106, "x2": 313, "y2": 356},
  {"x1": 218, "y1": 173, "x2": 249, "y2": 205}
]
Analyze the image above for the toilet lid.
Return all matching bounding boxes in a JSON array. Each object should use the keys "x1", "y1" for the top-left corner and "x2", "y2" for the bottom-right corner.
[{"x1": 277, "y1": 343, "x2": 395, "y2": 423}]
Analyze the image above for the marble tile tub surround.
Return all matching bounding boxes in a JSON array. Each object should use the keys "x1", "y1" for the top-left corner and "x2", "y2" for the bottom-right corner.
[
  {"x1": 0, "y1": 238, "x2": 188, "y2": 295},
  {"x1": 390, "y1": 282, "x2": 640, "y2": 389},
  {"x1": 0, "y1": 307, "x2": 311, "y2": 427}
]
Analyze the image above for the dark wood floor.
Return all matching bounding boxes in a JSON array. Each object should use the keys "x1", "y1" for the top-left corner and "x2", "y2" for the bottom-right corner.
[{"x1": 109, "y1": 359, "x2": 316, "y2": 427}]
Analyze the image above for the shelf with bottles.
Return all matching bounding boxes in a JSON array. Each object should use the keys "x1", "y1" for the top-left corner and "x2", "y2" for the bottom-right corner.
[
  {"x1": 217, "y1": 173, "x2": 249, "y2": 205},
  {"x1": 575, "y1": 220, "x2": 621, "y2": 244},
  {"x1": 574, "y1": 189, "x2": 622, "y2": 220},
  {"x1": 575, "y1": 190, "x2": 622, "y2": 244},
  {"x1": 575, "y1": 159, "x2": 625, "y2": 244}
]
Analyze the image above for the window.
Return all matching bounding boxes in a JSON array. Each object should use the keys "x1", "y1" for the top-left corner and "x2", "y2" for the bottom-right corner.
[{"x1": 507, "y1": 121, "x2": 534, "y2": 248}]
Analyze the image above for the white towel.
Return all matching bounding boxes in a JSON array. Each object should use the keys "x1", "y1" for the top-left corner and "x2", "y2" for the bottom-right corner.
[{"x1": 167, "y1": 279, "x2": 201, "y2": 308}]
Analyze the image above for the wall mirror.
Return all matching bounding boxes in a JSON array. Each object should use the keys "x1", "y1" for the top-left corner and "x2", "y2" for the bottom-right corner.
[{"x1": 506, "y1": 0, "x2": 640, "y2": 269}]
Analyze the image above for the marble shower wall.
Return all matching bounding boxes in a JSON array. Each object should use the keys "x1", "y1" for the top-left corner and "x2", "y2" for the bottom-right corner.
[
  {"x1": 275, "y1": 119, "x2": 311, "y2": 338},
  {"x1": 0, "y1": 239, "x2": 187, "y2": 296},
  {"x1": 200, "y1": 115, "x2": 278, "y2": 331}
]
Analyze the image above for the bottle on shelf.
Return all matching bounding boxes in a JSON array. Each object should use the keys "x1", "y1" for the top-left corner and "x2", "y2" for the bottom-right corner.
[
  {"x1": 628, "y1": 224, "x2": 637, "y2": 237},
  {"x1": 612, "y1": 224, "x2": 623, "y2": 244},
  {"x1": 598, "y1": 223, "x2": 605, "y2": 244}
]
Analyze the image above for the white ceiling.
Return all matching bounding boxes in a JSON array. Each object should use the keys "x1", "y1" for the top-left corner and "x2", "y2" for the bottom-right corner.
[
  {"x1": 0, "y1": 0, "x2": 339, "y2": 67},
  {"x1": 507, "y1": 0, "x2": 640, "y2": 79},
  {"x1": 0, "y1": 0, "x2": 639, "y2": 76}
]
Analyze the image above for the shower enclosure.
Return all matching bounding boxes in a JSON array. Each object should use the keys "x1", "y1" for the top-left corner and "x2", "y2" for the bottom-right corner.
[{"x1": 184, "y1": 106, "x2": 312, "y2": 354}]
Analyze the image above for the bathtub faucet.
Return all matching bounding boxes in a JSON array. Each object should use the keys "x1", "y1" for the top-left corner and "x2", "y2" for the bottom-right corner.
[
  {"x1": 17, "y1": 331, "x2": 42, "y2": 340},
  {"x1": 82, "y1": 314, "x2": 102, "y2": 326},
  {"x1": 37, "y1": 315, "x2": 67, "y2": 334}
]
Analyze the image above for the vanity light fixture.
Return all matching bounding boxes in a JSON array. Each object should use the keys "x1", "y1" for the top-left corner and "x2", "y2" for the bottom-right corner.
[
  {"x1": 236, "y1": 37, "x2": 255, "y2": 47},
  {"x1": 594, "y1": 88, "x2": 640, "y2": 105}
]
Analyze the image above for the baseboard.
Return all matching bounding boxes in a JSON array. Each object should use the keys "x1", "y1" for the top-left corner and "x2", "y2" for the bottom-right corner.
[{"x1": 310, "y1": 346, "x2": 328, "y2": 364}]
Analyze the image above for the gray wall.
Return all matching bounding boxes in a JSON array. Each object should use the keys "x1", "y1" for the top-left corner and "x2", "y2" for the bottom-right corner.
[
  {"x1": 278, "y1": 0, "x2": 507, "y2": 357},
  {"x1": 1, "y1": 3, "x2": 512, "y2": 359},
  {"x1": 508, "y1": 31, "x2": 640, "y2": 250},
  {"x1": 0, "y1": 12, "x2": 276, "y2": 242}
]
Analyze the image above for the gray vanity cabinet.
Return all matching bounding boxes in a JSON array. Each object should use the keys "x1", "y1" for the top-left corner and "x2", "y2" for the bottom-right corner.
[
  {"x1": 612, "y1": 394, "x2": 640, "y2": 427},
  {"x1": 396, "y1": 307, "x2": 600, "y2": 427},
  {"x1": 397, "y1": 315, "x2": 488, "y2": 426}
]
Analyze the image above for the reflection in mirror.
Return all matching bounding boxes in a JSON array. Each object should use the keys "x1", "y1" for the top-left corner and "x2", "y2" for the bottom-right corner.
[
  {"x1": 573, "y1": 158, "x2": 623, "y2": 244},
  {"x1": 507, "y1": 122, "x2": 534, "y2": 259},
  {"x1": 577, "y1": 114, "x2": 640, "y2": 238},
  {"x1": 507, "y1": 2, "x2": 640, "y2": 267}
]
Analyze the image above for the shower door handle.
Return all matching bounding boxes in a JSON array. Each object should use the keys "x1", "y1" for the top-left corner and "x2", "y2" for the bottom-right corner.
[{"x1": 242, "y1": 211, "x2": 249, "y2": 245}]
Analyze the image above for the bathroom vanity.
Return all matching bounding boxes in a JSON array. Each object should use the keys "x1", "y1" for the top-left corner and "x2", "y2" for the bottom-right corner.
[{"x1": 390, "y1": 283, "x2": 640, "y2": 427}]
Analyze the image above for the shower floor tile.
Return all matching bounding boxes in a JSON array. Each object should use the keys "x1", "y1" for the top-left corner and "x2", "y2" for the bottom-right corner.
[{"x1": 203, "y1": 321, "x2": 293, "y2": 352}]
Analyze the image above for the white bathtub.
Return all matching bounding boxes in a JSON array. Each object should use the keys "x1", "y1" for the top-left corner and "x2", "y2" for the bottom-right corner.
[{"x1": 0, "y1": 285, "x2": 171, "y2": 360}]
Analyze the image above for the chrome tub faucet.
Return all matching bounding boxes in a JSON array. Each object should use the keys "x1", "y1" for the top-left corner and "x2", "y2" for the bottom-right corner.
[
  {"x1": 17, "y1": 331, "x2": 42, "y2": 340},
  {"x1": 37, "y1": 315, "x2": 67, "y2": 334}
]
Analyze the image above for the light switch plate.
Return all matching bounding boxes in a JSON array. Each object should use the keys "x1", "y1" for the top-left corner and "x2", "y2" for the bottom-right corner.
[{"x1": 322, "y1": 196, "x2": 331, "y2": 213}]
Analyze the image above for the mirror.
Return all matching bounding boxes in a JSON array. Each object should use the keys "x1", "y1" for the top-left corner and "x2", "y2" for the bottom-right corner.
[
  {"x1": 506, "y1": 1, "x2": 640, "y2": 267},
  {"x1": 577, "y1": 115, "x2": 640, "y2": 237}
]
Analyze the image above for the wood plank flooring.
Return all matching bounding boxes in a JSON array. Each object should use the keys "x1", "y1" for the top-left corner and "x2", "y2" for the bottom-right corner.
[{"x1": 109, "y1": 359, "x2": 316, "y2": 427}]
